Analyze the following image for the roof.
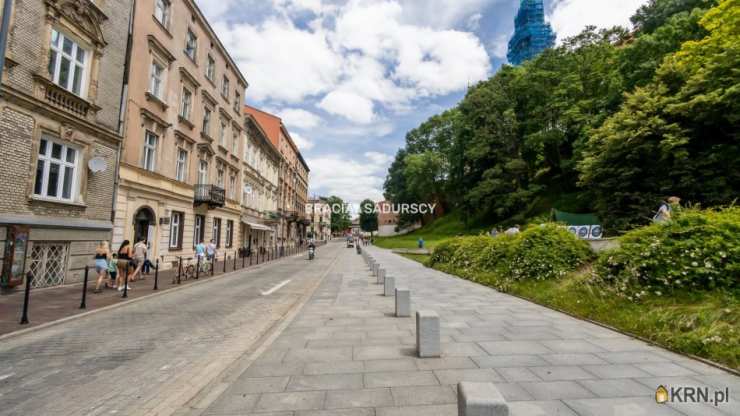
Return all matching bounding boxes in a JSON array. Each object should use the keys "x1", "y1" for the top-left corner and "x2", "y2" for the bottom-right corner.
[
  {"x1": 244, "y1": 105, "x2": 311, "y2": 173},
  {"x1": 244, "y1": 105, "x2": 282, "y2": 148}
]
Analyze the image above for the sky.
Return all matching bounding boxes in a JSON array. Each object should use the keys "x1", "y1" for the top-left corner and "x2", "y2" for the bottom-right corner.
[{"x1": 198, "y1": 0, "x2": 648, "y2": 205}]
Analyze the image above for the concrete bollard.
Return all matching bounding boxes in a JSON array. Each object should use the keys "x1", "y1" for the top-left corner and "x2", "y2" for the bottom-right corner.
[
  {"x1": 457, "y1": 382, "x2": 508, "y2": 416},
  {"x1": 373, "y1": 263, "x2": 380, "y2": 277},
  {"x1": 395, "y1": 288, "x2": 410, "y2": 317},
  {"x1": 416, "y1": 310, "x2": 440, "y2": 358},
  {"x1": 384, "y1": 275, "x2": 395, "y2": 297},
  {"x1": 377, "y1": 268, "x2": 385, "y2": 285}
]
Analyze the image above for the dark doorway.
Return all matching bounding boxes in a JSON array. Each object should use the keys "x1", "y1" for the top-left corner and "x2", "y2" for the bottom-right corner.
[{"x1": 133, "y1": 207, "x2": 156, "y2": 247}]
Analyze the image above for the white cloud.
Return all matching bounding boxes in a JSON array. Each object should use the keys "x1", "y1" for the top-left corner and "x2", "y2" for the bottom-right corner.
[
  {"x1": 212, "y1": 0, "x2": 491, "y2": 122},
  {"x1": 398, "y1": 0, "x2": 493, "y2": 29},
  {"x1": 213, "y1": 19, "x2": 342, "y2": 103},
  {"x1": 290, "y1": 132, "x2": 315, "y2": 150},
  {"x1": 549, "y1": 0, "x2": 649, "y2": 42},
  {"x1": 307, "y1": 152, "x2": 390, "y2": 204},
  {"x1": 319, "y1": 90, "x2": 376, "y2": 124},
  {"x1": 489, "y1": 32, "x2": 510, "y2": 59},
  {"x1": 274, "y1": 108, "x2": 323, "y2": 129},
  {"x1": 364, "y1": 151, "x2": 393, "y2": 165}
]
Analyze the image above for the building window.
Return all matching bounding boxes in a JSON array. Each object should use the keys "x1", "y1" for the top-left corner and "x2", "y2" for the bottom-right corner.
[
  {"x1": 234, "y1": 91, "x2": 240, "y2": 112},
  {"x1": 228, "y1": 174, "x2": 236, "y2": 199},
  {"x1": 202, "y1": 107, "x2": 212, "y2": 135},
  {"x1": 180, "y1": 87, "x2": 192, "y2": 120},
  {"x1": 185, "y1": 29, "x2": 197, "y2": 61},
  {"x1": 154, "y1": 0, "x2": 170, "y2": 28},
  {"x1": 149, "y1": 61, "x2": 165, "y2": 99},
  {"x1": 175, "y1": 148, "x2": 187, "y2": 182},
  {"x1": 231, "y1": 130, "x2": 238, "y2": 154},
  {"x1": 34, "y1": 137, "x2": 79, "y2": 201},
  {"x1": 219, "y1": 121, "x2": 226, "y2": 146},
  {"x1": 48, "y1": 29, "x2": 88, "y2": 96},
  {"x1": 198, "y1": 160, "x2": 208, "y2": 184},
  {"x1": 143, "y1": 131, "x2": 158, "y2": 171},
  {"x1": 217, "y1": 166, "x2": 224, "y2": 188},
  {"x1": 221, "y1": 76, "x2": 229, "y2": 98},
  {"x1": 206, "y1": 54, "x2": 215, "y2": 81},
  {"x1": 169, "y1": 211, "x2": 183, "y2": 249},
  {"x1": 28, "y1": 242, "x2": 69, "y2": 288},
  {"x1": 212, "y1": 217, "x2": 221, "y2": 248},
  {"x1": 194, "y1": 214, "x2": 205, "y2": 246},
  {"x1": 225, "y1": 220, "x2": 233, "y2": 248}
]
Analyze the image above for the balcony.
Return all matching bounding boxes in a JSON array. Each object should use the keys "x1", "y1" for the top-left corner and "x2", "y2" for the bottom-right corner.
[{"x1": 194, "y1": 184, "x2": 225, "y2": 208}]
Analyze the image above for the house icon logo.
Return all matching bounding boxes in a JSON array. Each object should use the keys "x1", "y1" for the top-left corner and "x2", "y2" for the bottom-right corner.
[{"x1": 656, "y1": 385, "x2": 669, "y2": 404}]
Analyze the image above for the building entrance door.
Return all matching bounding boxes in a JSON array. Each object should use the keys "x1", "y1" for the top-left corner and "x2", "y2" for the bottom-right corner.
[{"x1": 133, "y1": 207, "x2": 156, "y2": 246}]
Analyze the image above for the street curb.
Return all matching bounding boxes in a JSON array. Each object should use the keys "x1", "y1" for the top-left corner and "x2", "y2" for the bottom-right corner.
[
  {"x1": 373, "y1": 247, "x2": 740, "y2": 377},
  {"x1": 0, "y1": 250, "x2": 312, "y2": 343},
  {"x1": 175, "y1": 249, "x2": 342, "y2": 416}
]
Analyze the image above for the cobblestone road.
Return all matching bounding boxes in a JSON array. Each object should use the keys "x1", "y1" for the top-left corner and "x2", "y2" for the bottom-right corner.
[{"x1": 0, "y1": 243, "x2": 342, "y2": 416}]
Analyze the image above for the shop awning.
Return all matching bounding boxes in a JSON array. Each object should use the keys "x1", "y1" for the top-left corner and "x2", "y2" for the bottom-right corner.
[{"x1": 243, "y1": 221, "x2": 273, "y2": 232}]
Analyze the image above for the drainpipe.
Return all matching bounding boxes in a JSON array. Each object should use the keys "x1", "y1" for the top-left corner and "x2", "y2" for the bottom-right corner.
[
  {"x1": 0, "y1": 0, "x2": 15, "y2": 93},
  {"x1": 110, "y1": 0, "x2": 136, "y2": 230}
]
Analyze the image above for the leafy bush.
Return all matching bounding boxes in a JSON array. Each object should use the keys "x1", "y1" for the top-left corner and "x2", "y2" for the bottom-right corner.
[
  {"x1": 508, "y1": 224, "x2": 594, "y2": 281},
  {"x1": 430, "y1": 224, "x2": 593, "y2": 281},
  {"x1": 594, "y1": 207, "x2": 740, "y2": 297}
]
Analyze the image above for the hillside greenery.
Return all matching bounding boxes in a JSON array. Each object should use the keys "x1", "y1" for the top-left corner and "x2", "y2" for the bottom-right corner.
[{"x1": 383, "y1": 0, "x2": 738, "y2": 233}]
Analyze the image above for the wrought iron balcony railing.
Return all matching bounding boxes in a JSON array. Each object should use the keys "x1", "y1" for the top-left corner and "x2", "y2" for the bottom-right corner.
[{"x1": 194, "y1": 184, "x2": 225, "y2": 208}]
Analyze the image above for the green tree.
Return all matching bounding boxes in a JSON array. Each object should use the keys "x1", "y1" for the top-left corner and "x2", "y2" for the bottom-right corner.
[
  {"x1": 326, "y1": 195, "x2": 351, "y2": 234},
  {"x1": 580, "y1": 0, "x2": 740, "y2": 230},
  {"x1": 359, "y1": 199, "x2": 378, "y2": 236}
]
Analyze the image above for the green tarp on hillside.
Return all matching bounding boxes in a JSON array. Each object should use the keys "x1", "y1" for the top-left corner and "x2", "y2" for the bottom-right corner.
[{"x1": 551, "y1": 209, "x2": 600, "y2": 226}]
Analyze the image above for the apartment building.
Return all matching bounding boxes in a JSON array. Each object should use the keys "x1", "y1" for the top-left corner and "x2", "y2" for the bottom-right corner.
[
  {"x1": 243, "y1": 106, "x2": 310, "y2": 247},
  {"x1": 306, "y1": 197, "x2": 331, "y2": 241},
  {"x1": 0, "y1": 0, "x2": 132, "y2": 288},
  {"x1": 113, "y1": 0, "x2": 248, "y2": 268},
  {"x1": 241, "y1": 113, "x2": 280, "y2": 252}
]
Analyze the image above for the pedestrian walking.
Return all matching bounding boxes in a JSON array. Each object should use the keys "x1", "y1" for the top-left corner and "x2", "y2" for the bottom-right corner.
[
  {"x1": 130, "y1": 238, "x2": 147, "y2": 282},
  {"x1": 116, "y1": 240, "x2": 133, "y2": 291},
  {"x1": 93, "y1": 241, "x2": 110, "y2": 293},
  {"x1": 206, "y1": 239, "x2": 217, "y2": 263},
  {"x1": 654, "y1": 196, "x2": 681, "y2": 223},
  {"x1": 108, "y1": 253, "x2": 118, "y2": 289}
]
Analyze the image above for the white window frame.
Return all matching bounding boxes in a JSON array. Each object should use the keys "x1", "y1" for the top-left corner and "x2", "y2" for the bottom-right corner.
[
  {"x1": 180, "y1": 86, "x2": 192, "y2": 120},
  {"x1": 143, "y1": 130, "x2": 158, "y2": 172},
  {"x1": 231, "y1": 130, "x2": 238, "y2": 154},
  {"x1": 202, "y1": 107, "x2": 212, "y2": 135},
  {"x1": 225, "y1": 220, "x2": 233, "y2": 248},
  {"x1": 194, "y1": 214, "x2": 204, "y2": 246},
  {"x1": 149, "y1": 60, "x2": 165, "y2": 99},
  {"x1": 198, "y1": 160, "x2": 208, "y2": 184},
  {"x1": 33, "y1": 136, "x2": 80, "y2": 202},
  {"x1": 219, "y1": 120, "x2": 227, "y2": 146},
  {"x1": 169, "y1": 211, "x2": 182, "y2": 248},
  {"x1": 217, "y1": 166, "x2": 224, "y2": 188},
  {"x1": 185, "y1": 29, "x2": 197, "y2": 61},
  {"x1": 228, "y1": 174, "x2": 236, "y2": 199},
  {"x1": 154, "y1": 0, "x2": 170, "y2": 28},
  {"x1": 175, "y1": 148, "x2": 188, "y2": 182},
  {"x1": 206, "y1": 54, "x2": 215, "y2": 81},
  {"x1": 221, "y1": 76, "x2": 230, "y2": 98},
  {"x1": 48, "y1": 29, "x2": 89, "y2": 97}
]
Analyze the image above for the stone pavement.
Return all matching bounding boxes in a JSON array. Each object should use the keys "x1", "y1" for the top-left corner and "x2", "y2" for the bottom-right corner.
[
  {"x1": 0, "y1": 245, "x2": 311, "y2": 337},
  {"x1": 0, "y1": 243, "x2": 336, "y2": 416},
  {"x1": 200, "y1": 245, "x2": 738, "y2": 416}
]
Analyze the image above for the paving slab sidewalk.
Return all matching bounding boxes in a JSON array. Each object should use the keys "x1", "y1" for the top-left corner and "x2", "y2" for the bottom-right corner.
[{"x1": 202, "y1": 246, "x2": 739, "y2": 416}]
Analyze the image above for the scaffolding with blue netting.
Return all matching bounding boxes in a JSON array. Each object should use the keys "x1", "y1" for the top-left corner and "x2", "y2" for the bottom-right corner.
[{"x1": 507, "y1": 0, "x2": 556, "y2": 65}]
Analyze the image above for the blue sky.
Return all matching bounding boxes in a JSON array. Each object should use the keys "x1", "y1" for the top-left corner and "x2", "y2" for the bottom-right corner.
[{"x1": 199, "y1": 0, "x2": 648, "y2": 205}]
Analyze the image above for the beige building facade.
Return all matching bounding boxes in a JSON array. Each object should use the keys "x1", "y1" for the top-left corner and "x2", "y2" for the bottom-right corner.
[
  {"x1": 306, "y1": 197, "x2": 331, "y2": 241},
  {"x1": 240, "y1": 114, "x2": 280, "y2": 253},
  {"x1": 243, "y1": 106, "x2": 310, "y2": 248},
  {"x1": 113, "y1": 0, "x2": 248, "y2": 269},
  {"x1": 0, "y1": 0, "x2": 131, "y2": 288}
]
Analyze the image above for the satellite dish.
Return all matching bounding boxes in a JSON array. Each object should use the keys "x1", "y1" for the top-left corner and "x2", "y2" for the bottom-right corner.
[
  {"x1": 88, "y1": 157, "x2": 107, "y2": 173},
  {"x1": 244, "y1": 185, "x2": 252, "y2": 194}
]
